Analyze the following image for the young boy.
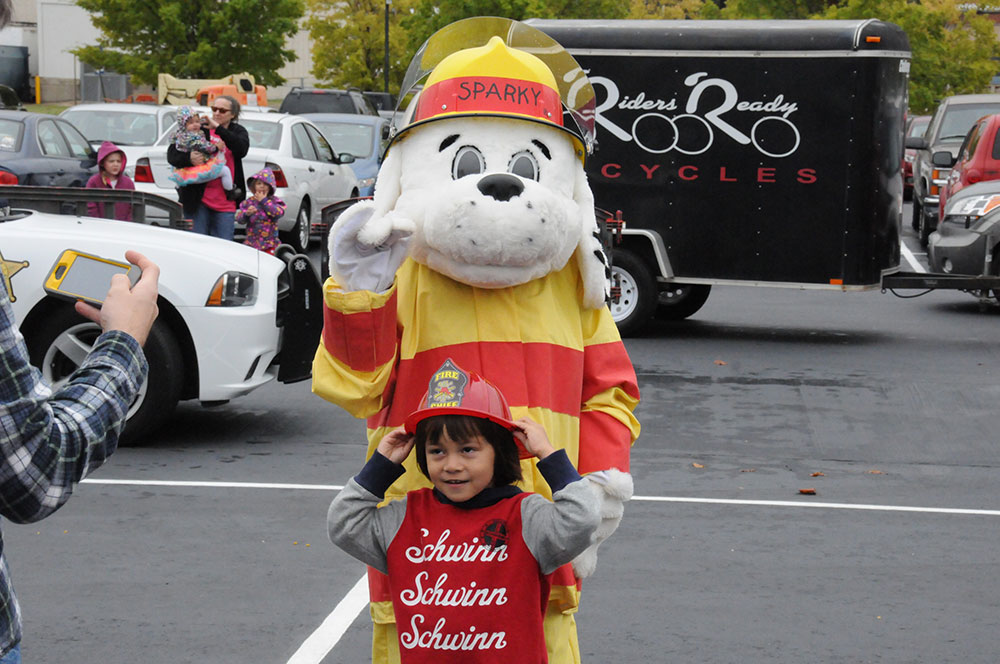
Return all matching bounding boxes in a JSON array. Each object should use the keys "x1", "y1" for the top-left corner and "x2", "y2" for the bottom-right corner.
[
  {"x1": 328, "y1": 359, "x2": 601, "y2": 663},
  {"x1": 85, "y1": 140, "x2": 135, "y2": 221}
]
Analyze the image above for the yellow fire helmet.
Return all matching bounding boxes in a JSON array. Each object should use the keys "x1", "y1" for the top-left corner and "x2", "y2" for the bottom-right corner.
[{"x1": 390, "y1": 17, "x2": 596, "y2": 163}]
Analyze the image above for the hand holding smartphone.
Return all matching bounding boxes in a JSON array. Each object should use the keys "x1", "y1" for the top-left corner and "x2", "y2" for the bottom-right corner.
[{"x1": 44, "y1": 249, "x2": 141, "y2": 306}]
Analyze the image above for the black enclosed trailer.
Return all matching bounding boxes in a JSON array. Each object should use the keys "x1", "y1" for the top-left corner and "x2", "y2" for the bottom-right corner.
[{"x1": 529, "y1": 19, "x2": 919, "y2": 333}]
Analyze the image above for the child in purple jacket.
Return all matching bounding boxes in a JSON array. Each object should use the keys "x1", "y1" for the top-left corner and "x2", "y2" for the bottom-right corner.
[
  {"x1": 236, "y1": 168, "x2": 286, "y2": 254},
  {"x1": 85, "y1": 141, "x2": 135, "y2": 221}
]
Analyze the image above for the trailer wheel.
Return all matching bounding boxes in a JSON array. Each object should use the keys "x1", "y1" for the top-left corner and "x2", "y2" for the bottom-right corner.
[
  {"x1": 656, "y1": 284, "x2": 712, "y2": 321},
  {"x1": 609, "y1": 249, "x2": 657, "y2": 336}
]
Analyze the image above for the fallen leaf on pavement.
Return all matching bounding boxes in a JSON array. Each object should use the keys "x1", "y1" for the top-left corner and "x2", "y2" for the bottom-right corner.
[
  {"x1": 798, "y1": 488, "x2": 816, "y2": 495},
  {"x1": 714, "y1": 360, "x2": 727, "y2": 365},
  {"x1": 811, "y1": 472, "x2": 825, "y2": 477},
  {"x1": 692, "y1": 462, "x2": 704, "y2": 468}
]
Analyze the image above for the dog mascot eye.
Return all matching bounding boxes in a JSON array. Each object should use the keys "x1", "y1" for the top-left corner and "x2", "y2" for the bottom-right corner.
[
  {"x1": 452, "y1": 146, "x2": 485, "y2": 180},
  {"x1": 508, "y1": 151, "x2": 539, "y2": 181}
]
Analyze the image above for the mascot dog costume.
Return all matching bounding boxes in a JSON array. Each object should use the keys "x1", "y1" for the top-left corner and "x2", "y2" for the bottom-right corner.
[{"x1": 313, "y1": 18, "x2": 640, "y2": 663}]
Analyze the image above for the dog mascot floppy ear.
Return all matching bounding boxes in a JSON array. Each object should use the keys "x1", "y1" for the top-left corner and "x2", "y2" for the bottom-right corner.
[{"x1": 313, "y1": 17, "x2": 640, "y2": 664}]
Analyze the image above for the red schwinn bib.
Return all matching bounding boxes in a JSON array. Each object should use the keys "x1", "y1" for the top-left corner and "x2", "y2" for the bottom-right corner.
[{"x1": 386, "y1": 489, "x2": 550, "y2": 663}]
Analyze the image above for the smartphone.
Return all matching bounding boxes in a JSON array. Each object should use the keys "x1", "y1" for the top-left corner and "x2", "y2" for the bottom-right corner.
[{"x1": 44, "y1": 249, "x2": 140, "y2": 306}]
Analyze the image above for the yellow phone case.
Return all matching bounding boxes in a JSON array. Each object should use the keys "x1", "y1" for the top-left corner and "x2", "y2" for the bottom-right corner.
[{"x1": 44, "y1": 249, "x2": 136, "y2": 306}]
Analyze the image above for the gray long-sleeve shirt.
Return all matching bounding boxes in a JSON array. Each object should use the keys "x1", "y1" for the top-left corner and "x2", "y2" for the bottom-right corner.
[{"x1": 328, "y1": 449, "x2": 600, "y2": 575}]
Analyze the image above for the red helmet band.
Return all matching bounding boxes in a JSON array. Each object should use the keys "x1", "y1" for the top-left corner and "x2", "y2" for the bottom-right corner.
[{"x1": 414, "y1": 76, "x2": 563, "y2": 127}]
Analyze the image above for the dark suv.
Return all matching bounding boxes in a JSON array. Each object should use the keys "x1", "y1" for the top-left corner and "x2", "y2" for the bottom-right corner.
[
  {"x1": 279, "y1": 87, "x2": 378, "y2": 116},
  {"x1": 906, "y1": 94, "x2": 1000, "y2": 246}
]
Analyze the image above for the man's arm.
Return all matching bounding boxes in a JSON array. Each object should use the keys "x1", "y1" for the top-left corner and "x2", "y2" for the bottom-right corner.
[{"x1": 0, "y1": 251, "x2": 159, "y2": 523}]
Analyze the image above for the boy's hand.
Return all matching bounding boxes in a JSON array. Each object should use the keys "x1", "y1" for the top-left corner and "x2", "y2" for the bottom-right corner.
[
  {"x1": 377, "y1": 426, "x2": 414, "y2": 465},
  {"x1": 513, "y1": 417, "x2": 555, "y2": 460}
]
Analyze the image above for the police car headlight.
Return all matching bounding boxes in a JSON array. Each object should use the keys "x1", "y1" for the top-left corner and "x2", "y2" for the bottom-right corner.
[{"x1": 206, "y1": 271, "x2": 257, "y2": 306}]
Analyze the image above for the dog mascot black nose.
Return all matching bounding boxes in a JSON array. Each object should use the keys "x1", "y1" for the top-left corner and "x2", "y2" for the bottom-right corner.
[{"x1": 477, "y1": 173, "x2": 524, "y2": 202}]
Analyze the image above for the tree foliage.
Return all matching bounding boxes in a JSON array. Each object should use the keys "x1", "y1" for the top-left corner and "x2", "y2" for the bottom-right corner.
[
  {"x1": 72, "y1": 0, "x2": 304, "y2": 86},
  {"x1": 400, "y1": 0, "x2": 627, "y2": 58},
  {"x1": 307, "y1": 0, "x2": 417, "y2": 92},
  {"x1": 824, "y1": 0, "x2": 1000, "y2": 113},
  {"x1": 627, "y1": 0, "x2": 716, "y2": 20},
  {"x1": 720, "y1": 0, "x2": 839, "y2": 19}
]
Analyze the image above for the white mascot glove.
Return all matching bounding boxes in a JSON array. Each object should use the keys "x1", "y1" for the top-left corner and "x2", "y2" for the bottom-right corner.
[
  {"x1": 571, "y1": 469, "x2": 634, "y2": 580},
  {"x1": 329, "y1": 200, "x2": 415, "y2": 293}
]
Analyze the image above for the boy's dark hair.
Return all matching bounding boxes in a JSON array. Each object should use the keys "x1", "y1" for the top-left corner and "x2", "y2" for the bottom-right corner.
[{"x1": 414, "y1": 414, "x2": 522, "y2": 487}]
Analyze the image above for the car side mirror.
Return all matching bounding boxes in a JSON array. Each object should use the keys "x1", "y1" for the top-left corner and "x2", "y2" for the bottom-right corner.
[
  {"x1": 338, "y1": 153, "x2": 355, "y2": 165},
  {"x1": 905, "y1": 136, "x2": 928, "y2": 150},
  {"x1": 381, "y1": 124, "x2": 391, "y2": 141},
  {"x1": 931, "y1": 151, "x2": 955, "y2": 167}
]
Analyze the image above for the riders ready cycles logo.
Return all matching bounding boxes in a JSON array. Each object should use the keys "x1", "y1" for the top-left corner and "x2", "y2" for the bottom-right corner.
[{"x1": 588, "y1": 72, "x2": 817, "y2": 186}]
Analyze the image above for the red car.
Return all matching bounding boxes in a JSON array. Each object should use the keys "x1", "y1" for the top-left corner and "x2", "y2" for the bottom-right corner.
[
  {"x1": 902, "y1": 114, "x2": 930, "y2": 200},
  {"x1": 938, "y1": 113, "x2": 1000, "y2": 221}
]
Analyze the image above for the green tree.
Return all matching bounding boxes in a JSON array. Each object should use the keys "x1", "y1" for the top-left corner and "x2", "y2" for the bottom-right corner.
[
  {"x1": 400, "y1": 0, "x2": 628, "y2": 61},
  {"x1": 72, "y1": 0, "x2": 304, "y2": 86},
  {"x1": 720, "y1": 0, "x2": 839, "y2": 19},
  {"x1": 307, "y1": 0, "x2": 416, "y2": 93},
  {"x1": 824, "y1": 0, "x2": 999, "y2": 113},
  {"x1": 627, "y1": 0, "x2": 717, "y2": 19}
]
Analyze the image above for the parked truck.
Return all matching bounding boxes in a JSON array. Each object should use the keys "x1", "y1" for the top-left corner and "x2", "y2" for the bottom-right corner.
[{"x1": 526, "y1": 19, "x2": 920, "y2": 334}]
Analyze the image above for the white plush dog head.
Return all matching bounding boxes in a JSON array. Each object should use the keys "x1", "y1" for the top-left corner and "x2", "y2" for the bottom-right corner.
[{"x1": 369, "y1": 115, "x2": 609, "y2": 308}]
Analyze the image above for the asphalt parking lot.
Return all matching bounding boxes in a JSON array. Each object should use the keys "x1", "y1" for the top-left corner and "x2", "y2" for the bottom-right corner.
[{"x1": 6, "y1": 227, "x2": 1000, "y2": 663}]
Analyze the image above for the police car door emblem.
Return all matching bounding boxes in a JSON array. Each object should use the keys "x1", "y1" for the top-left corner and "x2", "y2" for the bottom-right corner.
[{"x1": 0, "y1": 250, "x2": 29, "y2": 303}]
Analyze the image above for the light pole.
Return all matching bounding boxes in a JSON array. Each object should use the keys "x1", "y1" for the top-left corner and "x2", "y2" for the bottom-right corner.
[{"x1": 384, "y1": 0, "x2": 391, "y2": 94}]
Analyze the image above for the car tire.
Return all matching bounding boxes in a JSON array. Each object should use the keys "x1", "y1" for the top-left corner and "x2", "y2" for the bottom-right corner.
[
  {"x1": 911, "y1": 198, "x2": 922, "y2": 231},
  {"x1": 656, "y1": 284, "x2": 712, "y2": 321},
  {"x1": 26, "y1": 305, "x2": 183, "y2": 445},
  {"x1": 320, "y1": 222, "x2": 331, "y2": 283},
  {"x1": 280, "y1": 203, "x2": 311, "y2": 253},
  {"x1": 918, "y1": 204, "x2": 934, "y2": 247},
  {"x1": 992, "y1": 246, "x2": 1000, "y2": 304},
  {"x1": 609, "y1": 249, "x2": 657, "y2": 337}
]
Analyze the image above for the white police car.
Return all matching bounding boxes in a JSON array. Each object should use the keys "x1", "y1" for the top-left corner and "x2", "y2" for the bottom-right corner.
[{"x1": 0, "y1": 192, "x2": 322, "y2": 442}]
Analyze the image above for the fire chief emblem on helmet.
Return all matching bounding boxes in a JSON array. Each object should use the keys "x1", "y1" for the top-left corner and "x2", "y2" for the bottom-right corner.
[{"x1": 425, "y1": 358, "x2": 468, "y2": 409}]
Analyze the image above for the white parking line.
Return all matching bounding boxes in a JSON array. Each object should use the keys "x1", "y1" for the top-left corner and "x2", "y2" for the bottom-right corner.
[
  {"x1": 286, "y1": 574, "x2": 368, "y2": 664},
  {"x1": 901, "y1": 241, "x2": 926, "y2": 272},
  {"x1": 82, "y1": 478, "x2": 1000, "y2": 517},
  {"x1": 634, "y1": 495, "x2": 1000, "y2": 516},
  {"x1": 81, "y1": 477, "x2": 1000, "y2": 663}
]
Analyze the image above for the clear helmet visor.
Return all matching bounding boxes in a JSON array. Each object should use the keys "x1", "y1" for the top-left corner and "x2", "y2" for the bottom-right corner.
[{"x1": 393, "y1": 16, "x2": 596, "y2": 155}]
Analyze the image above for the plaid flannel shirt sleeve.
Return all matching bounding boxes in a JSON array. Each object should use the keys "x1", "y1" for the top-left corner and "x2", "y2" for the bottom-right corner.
[{"x1": 0, "y1": 282, "x2": 147, "y2": 523}]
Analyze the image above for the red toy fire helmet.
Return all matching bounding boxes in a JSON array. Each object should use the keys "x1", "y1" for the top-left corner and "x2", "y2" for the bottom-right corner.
[{"x1": 404, "y1": 358, "x2": 531, "y2": 458}]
